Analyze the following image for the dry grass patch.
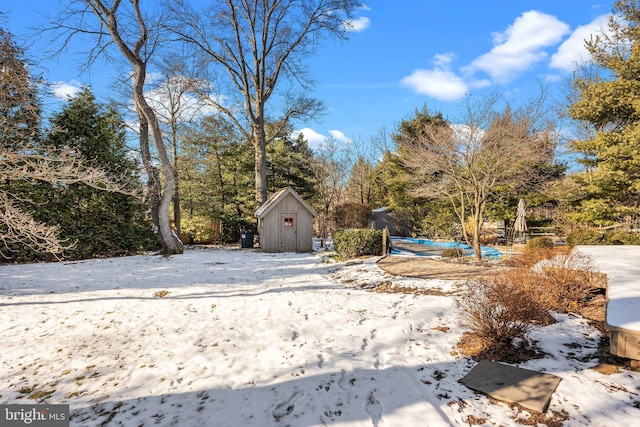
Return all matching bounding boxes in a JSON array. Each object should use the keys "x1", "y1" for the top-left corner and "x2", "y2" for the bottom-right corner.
[
  {"x1": 510, "y1": 406, "x2": 570, "y2": 427},
  {"x1": 372, "y1": 281, "x2": 450, "y2": 296},
  {"x1": 154, "y1": 290, "x2": 170, "y2": 298}
]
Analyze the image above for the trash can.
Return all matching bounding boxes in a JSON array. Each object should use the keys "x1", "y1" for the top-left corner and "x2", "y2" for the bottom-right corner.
[{"x1": 241, "y1": 230, "x2": 254, "y2": 248}]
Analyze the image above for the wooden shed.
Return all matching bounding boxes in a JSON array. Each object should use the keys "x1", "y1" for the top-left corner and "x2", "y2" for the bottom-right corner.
[
  {"x1": 255, "y1": 187, "x2": 317, "y2": 252},
  {"x1": 370, "y1": 207, "x2": 411, "y2": 237}
]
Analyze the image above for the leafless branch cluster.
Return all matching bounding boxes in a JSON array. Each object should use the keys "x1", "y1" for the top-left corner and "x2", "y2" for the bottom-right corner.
[
  {"x1": 0, "y1": 191, "x2": 69, "y2": 257},
  {"x1": 1, "y1": 142, "x2": 139, "y2": 256},
  {"x1": 398, "y1": 91, "x2": 556, "y2": 259},
  {"x1": 165, "y1": 0, "x2": 361, "y2": 205}
]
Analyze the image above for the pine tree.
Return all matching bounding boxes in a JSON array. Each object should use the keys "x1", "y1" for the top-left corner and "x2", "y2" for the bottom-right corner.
[
  {"x1": 0, "y1": 27, "x2": 41, "y2": 150},
  {"x1": 266, "y1": 123, "x2": 316, "y2": 203},
  {"x1": 568, "y1": 0, "x2": 640, "y2": 225},
  {"x1": 35, "y1": 88, "x2": 157, "y2": 259}
]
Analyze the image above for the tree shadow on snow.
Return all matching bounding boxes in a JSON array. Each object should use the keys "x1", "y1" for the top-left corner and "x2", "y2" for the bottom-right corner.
[{"x1": 69, "y1": 363, "x2": 464, "y2": 427}]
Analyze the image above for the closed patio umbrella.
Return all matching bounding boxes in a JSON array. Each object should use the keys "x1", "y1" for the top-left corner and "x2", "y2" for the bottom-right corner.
[{"x1": 514, "y1": 198, "x2": 527, "y2": 242}]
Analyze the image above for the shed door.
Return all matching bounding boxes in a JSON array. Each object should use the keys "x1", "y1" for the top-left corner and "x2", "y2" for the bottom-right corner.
[{"x1": 280, "y1": 213, "x2": 297, "y2": 252}]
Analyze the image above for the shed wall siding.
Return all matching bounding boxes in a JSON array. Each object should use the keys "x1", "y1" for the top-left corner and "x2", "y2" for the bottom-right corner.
[
  {"x1": 296, "y1": 208, "x2": 314, "y2": 252},
  {"x1": 260, "y1": 208, "x2": 281, "y2": 252},
  {"x1": 259, "y1": 192, "x2": 314, "y2": 252}
]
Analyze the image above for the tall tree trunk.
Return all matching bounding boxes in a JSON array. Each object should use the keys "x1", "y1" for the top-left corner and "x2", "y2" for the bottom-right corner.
[
  {"x1": 172, "y1": 127, "x2": 181, "y2": 240},
  {"x1": 133, "y1": 65, "x2": 183, "y2": 255},
  {"x1": 80, "y1": 0, "x2": 182, "y2": 255},
  {"x1": 173, "y1": 180, "x2": 181, "y2": 239},
  {"x1": 254, "y1": 120, "x2": 268, "y2": 207},
  {"x1": 472, "y1": 196, "x2": 485, "y2": 261},
  {"x1": 138, "y1": 110, "x2": 161, "y2": 240},
  {"x1": 472, "y1": 215, "x2": 482, "y2": 261}
]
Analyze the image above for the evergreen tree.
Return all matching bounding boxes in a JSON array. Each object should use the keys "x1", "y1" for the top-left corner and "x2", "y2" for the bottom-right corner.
[
  {"x1": 266, "y1": 123, "x2": 316, "y2": 202},
  {"x1": 372, "y1": 150, "x2": 417, "y2": 210},
  {"x1": 372, "y1": 151, "x2": 456, "y2": 237},
  {"x1": 385, "y1": 107, "x2": 448, "y2": 232},
  {"x1": 34, "y1": 88, "x2": 157, "y2": 259},
  {"x1": 0, "y1": 27, "x2": 41, "y2": 150},
  {"x1": 568, "y1": 0, "x2": 640, "y2": 225},
  {"x1": 179, "y1": 115, "x2": 254, "y2": 243}
]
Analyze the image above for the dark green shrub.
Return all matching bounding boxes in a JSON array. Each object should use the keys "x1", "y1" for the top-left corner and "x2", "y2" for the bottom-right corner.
[
  {"x1": 604, "y1": 230, "x2": 640, "y2": 245},
  {"x1": 525, "y1": 236, "x2": 555, "y2": 251},
  {"x1": 566, "y1": 228, "x2": 605, "y2": 246},
  {"x1": 333, "y1": 229, "x2": 383, "y2": 258},
  {"x1": 566, "y1": 228, "x2": 640, "y2": 246},
  {"x1": 441, "y1": 247, "x2": 465, "y2": 258}
]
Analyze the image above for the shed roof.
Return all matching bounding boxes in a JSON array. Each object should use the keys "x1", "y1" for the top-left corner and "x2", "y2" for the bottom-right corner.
[
  {"x1": 371, "y1": 206, "x2": 390, "y2": 220},
  {"x1": 372, "y1": 207, "x2": 390, "y2": 213},
  {"x1": 255, "y1": 187, "x2": 317, "y2": 219}
]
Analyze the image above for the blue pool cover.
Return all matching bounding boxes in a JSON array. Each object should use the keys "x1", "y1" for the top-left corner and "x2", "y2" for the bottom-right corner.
[{"x1": 390, "y1": 237, "x2": 502, "y2": 259}]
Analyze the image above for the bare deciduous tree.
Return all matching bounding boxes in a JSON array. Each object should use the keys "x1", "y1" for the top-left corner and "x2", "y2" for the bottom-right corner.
[
  {"x1": 168, "y1": 0, "x2": 362, "y2": 207},
  {"x1": 309, "y1": 137, "x2": 348, "y2": 241},
  {"x1": 48, "y1": 0, "x2": 183, "y2": 254},
  {"x1": 146, "y1": 54, "x2": 206, "y2": 238},
  {"x1": 342, "y1": 133, "x2": 389, "y2": 206},
  {"x1": 398, "y1": 91, "x2": 556, "y2": 260}
]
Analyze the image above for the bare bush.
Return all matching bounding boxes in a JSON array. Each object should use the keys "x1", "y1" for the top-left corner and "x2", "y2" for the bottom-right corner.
[
  {"x1": 496, "y1": 266, "x2": 556, "y2": 314},
  {"x1": 441, "y1": 247, "x2": 466, "y2": 258},
  {"x1": 458, "y1": 279, "x2": 548, "y2": 355},
  {"x1": 535, "y1": 250, "x2": 602, "y2": 312},
  {"x1": 458, "y1": 247, "x2": 601, "y2": 360},
  {"x1": 506, "y1": 247, "x2": 600, "y2": 312},
  {"x1": 506, "y1": 245, "x2": 568, "y2": 269}
]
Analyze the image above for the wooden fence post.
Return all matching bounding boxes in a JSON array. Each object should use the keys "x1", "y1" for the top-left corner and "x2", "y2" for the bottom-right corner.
[{"x1": 382, "y1": 227, "x2": 389, "y2": 256}]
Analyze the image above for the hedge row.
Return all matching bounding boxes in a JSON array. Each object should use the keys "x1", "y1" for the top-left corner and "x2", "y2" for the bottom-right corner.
[
  {"x1": 566, "y1": 229, "x2": 640, "y2": 246},
  {"x1": 332, "y1": 229, "x2": 383, "y2": 258}
]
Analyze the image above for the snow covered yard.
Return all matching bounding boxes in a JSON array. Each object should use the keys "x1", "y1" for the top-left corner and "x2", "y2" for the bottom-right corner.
[{"x1": 1, "y1": 247, "x2": 639, "y2": 426}]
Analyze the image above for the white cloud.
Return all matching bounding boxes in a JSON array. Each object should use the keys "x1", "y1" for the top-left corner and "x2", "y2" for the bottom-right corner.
[
  {"x1": 401, "y1": 68, "x2": 468, "y2": 101},
  {"x1": 468, "y1": 78, "x2": 492, "y2": 89},
  {"x1": 144, "y1": 76, "x2": 221, "y2": 123},
  {"x1": 293, "y1": 127, "x2": 326, "y2": 148},
  {"x1": 146, "y1": 72, "x2": 163, "y2": 84},
  {"x1": 433, "y1": 53, "x2": 455, "y2": 68},
  {"x1": 292, "y1": 128, "x2": 353, "y2": 149},
  {"x1": 466, "y1": 10, "x2": 570, "y2": 82},
  {"x1": 343, "y1": 16, "x2": 371, "y2": 32},
  {"x1": 550, "y1": 14, "x2": 610, "y2": 71},
  {"x1": 451, "y1": 123, "x2": 484, "y2": 143},
  {"x1": 51, "y1": 81, "x2": 83, "y2": 99},
  {"x1": 401, "y1": 11, "x2": 578, "y2": 101},
  {"x1": 328, "y1": 129, "x2": 352, "y2": 144}
]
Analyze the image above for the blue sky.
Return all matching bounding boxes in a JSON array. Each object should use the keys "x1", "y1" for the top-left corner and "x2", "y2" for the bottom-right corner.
[{"x1": 4, "y1": 1, "x2": 613, "y2": 148}]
